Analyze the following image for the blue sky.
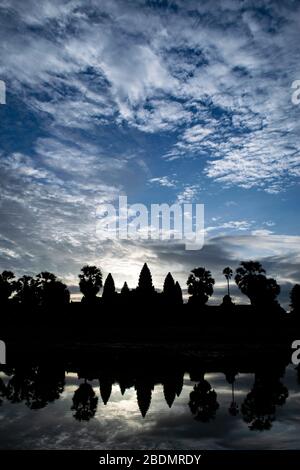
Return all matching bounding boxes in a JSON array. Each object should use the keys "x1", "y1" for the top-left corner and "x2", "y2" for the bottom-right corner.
[{"x1": 0, "y1": 0, "x2": 300, "y2": 305}]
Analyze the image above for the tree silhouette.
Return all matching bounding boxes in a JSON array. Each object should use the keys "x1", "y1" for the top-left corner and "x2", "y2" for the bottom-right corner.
[
  {"x1": 102, "y1": 273, "x2": 116, "y2": 301},
  {"x1": 189, "y1": 378, "x2": 219, "y2": 422},
  {"x1": 36, "y1": 272, "x2": 70, "y2": 308},
  {"x1": 13, "y1": 273, "x2": 69, "y2": 309},
  {"x1": 0, "y1": 270, "x2": 16, "y2": 305},
  {"x1": 290, "y1": 284, "x2": 300, "y2": 313},
  {"x1": 223, "y1": 267, "x2": 233, "y2": 297},
  {"x1": 71, "y1": 381, "x2": 98, "y2": 421},
  {"x1": 235, "y1": 261, "x2": 280, "y2": 308},
  {"x1": 79, "y1": 265, "x2": 102, "y2": 304},
  {"x1": 14, "y1": 275, "x2": 40, "y2": 308},
  {"x1": 0, "y1": 260, "x2": 295, "y2": 319},
  {"x1": 187, "y1": 267, "x2": 215, "y2": 306}
]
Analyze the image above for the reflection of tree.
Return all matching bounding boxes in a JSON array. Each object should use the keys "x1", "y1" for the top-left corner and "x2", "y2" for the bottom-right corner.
[
  {"x1": 228, "y1": 382, "x2": 239, "y2": 417},
  {"x1": 6, "y1": 369, "x2": 27, "y2": 403},
  {"x1": 0, "y1": 377, "x2": 6, "y2": 406},
  {"x1": 225, "y1": 370, "x2": 239, "y2": 416},
  {"x1": 189, "y1": 379, "x2": 219, "y2": 422},
  {"x1": 6, "y1": 366, "x2": 65, "y2": 409},
  {"x1": 241, "y1": 373, "x2": 288, "y2": 431},
  {"x1": 71, "y1": 381, "x2": 98, "y2": 421}
]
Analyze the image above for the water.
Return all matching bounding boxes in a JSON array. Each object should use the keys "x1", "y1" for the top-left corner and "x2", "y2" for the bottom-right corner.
[{"x1": 0, "y1": 360, "x2": 299, "y2": 449}]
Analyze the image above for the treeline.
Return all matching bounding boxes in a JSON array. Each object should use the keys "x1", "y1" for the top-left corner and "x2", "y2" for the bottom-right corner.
[{"x1": 1, "y1": 261, "x2": 300, "y2": 316}]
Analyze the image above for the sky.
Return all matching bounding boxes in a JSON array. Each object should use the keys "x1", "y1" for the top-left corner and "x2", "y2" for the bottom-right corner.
[{"x1": 0, "y1": 0, "x2": 300, "y2": 306}]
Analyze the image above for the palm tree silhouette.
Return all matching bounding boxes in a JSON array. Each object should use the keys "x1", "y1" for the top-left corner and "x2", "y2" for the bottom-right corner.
[
  {"x1": 187, "y1": 267, "x2": 215, "y2": 306},
  {"x1": 235, "y1": 261, "x2": 280, "y2": 307},
  {"x1": 223, "y1": 267, "x2": 233, "y2": 297},
  {"x1": 79, "y1": 265, "x2": 102, "y2": 304}
]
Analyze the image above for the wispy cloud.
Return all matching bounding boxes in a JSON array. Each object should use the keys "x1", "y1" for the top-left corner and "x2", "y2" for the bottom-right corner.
[
  {"x1": 148, "y1": 176, "x2": 177, "y2": 188},
  {"x1": 0, "y1": 0, "x2": 300, "y2": 297}
]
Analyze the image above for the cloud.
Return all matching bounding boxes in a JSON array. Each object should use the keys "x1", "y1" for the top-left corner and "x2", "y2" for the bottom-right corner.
[
  {"x1": 0, "y1": 0, "x2": 299, "y2": 304},
  {"x1": 176, "y1": 185, "x2": 200, "y2": 204},
  {"x1": 182, "y1": 125, "x2": 214, "y2": 144},
  {"x1": 148, "y1": 176, "x2": 177, "y2": 188}
]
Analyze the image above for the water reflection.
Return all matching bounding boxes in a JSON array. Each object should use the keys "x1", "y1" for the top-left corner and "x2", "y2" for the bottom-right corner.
[
  {"x1": 72, "y1": 381, "x2": 98, "y2": 421},
  {"x1": 0, "y1": 346, "x2": 298, "y2": 449}
]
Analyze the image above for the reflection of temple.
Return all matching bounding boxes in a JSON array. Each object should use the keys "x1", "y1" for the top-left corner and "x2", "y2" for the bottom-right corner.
[
  {"x1": 99, "y1": 376, "x2": 113, "y2": 405},
  {"x1": 0, "y1": 344, "x2": 291, "y2": 427},
  {"x1": 163, "y1": 372, "x2": 184, "y2": 408},
  {"x1": 136, "y1": 380, "x2": 154, "y2": 417}
]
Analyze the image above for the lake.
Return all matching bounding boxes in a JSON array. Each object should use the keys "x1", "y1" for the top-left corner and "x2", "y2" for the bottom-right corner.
[{"x1": 0, "y1": 345, "x2": 299, "y2": 449}]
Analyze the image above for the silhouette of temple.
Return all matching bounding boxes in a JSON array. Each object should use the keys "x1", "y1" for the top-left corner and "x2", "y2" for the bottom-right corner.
[
  {"x1": 0, "y1": 344, "x2": 291, "y2": 426},
  {"x1": 1, "y1": 260, "x2": 298, "y2": 330}
]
